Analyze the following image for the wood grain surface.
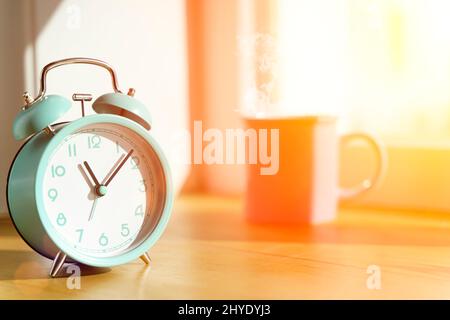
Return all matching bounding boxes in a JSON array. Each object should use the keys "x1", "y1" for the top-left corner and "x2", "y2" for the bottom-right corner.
[{"x1": 1, "y1": 194, "x2": 450, "y2": 299}]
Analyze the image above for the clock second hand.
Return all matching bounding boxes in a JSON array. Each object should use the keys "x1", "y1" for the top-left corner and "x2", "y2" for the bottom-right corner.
[
  {"x1": 88, "y1": 197, "x2": 99, "y2": 221},
  {"x1": 82, "y1": 161, "x2": 101, "y2": 221}
]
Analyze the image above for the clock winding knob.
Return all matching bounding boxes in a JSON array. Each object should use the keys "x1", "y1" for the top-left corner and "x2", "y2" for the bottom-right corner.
[
  {"x1": 127, "y1": 88, "x2": 135, "y2": 97},
  {"x1": 22, "y1": 91, "x2": 33, "y2": 108}
]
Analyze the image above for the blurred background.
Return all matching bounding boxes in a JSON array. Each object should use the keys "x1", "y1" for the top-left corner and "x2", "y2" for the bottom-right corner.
[{"x1": 2, "y1": 0, "x2": 450, "y2": 216}]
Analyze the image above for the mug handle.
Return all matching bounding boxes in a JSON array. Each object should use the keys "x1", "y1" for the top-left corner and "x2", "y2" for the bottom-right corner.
[{"x1": 338, "y1": 132, "x2": 388, "y2": 200}]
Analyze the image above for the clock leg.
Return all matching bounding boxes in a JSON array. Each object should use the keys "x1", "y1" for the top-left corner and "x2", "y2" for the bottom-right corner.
[
  {"x1": 140, "y1": 252, "x2": 151, "y2": 266},
  {"x1": 50, "y1": 251, "x2": 67, "y2": 278}
]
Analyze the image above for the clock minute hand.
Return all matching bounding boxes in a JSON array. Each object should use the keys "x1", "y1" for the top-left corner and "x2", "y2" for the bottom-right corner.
[{"x1": 104, "y1": 149, "x2": 134, "y2": 187}]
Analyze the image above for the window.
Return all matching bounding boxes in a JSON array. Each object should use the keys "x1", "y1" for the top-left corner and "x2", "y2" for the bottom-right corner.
[{"x1": 239, "y1": 0, "x2": 450, "y2": 211}]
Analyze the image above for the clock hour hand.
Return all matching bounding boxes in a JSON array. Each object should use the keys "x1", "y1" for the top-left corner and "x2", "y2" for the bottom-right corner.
[
  {"x1": 104, "y1": 149, "x2": 134, "y2": 187},
  {"x1": 83, "y1": 161, "x2": 100, "y2": 187},
  {"x1": 77, "y1": 164, "x2": 94, "y2": 189}
]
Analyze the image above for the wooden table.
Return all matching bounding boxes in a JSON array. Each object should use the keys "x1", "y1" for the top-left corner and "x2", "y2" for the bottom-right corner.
[{"x1": 2, "y1": 194, "x2": 450, "y2": 299}]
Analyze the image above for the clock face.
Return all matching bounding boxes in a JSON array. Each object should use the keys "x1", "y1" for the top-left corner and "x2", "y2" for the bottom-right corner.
[{"x1": 41, "y1": 122, "x2": 167, "y2": 258}]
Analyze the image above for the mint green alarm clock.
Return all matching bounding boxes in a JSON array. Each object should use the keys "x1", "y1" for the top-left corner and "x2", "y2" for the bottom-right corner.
[{"x1": 6, "y1": 58, "x2": 173, "y2": 277}]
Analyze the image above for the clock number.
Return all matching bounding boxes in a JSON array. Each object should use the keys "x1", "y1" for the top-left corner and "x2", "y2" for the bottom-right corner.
[
  {"x1": 139, "y1": 180, "x2": 147, "y2": 192},
  {"x1": 68, "y1": 143, "x2": 77, "y2": 157},
  {"x1": 51, "y1": 165, "x2": 66, "y2": 177},
  {"x1": 48, "y1": 188, "x2": 58, "y2": 202},
  {"x1": 116, "y1": 141, "x2": 120, "y2": 153},
  {"x1": 99, "y1": 233, "x2": 109, "y2": 247},
  {"x1": 56, "y1": 213, "x2": 66, "y2": 226},
  {"x1": 121, "y1": 224, "x2": 130, "y2": 237},
  {"x1": 131, "y1": 156, "x2": 140, "y2": 170},
  {"x1": 75, "y1": 229, "x2": 83, "y2": 243},
  {"x1": 88, "y1": 135, "x2": 101, "y2": 149},
  {"x1": 135, "y1": 204, "x2": 144, "y2": 216}
]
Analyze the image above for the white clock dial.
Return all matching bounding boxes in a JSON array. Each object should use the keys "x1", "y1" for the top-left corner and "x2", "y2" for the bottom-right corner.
[{"x1": 42, "y1": 123, "x2": 166, "y2": 258}]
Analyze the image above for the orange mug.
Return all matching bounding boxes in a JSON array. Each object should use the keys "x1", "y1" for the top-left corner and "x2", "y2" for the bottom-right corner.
[{"x1": 244, "y1": 116, "x2": 387, "y2": 224}]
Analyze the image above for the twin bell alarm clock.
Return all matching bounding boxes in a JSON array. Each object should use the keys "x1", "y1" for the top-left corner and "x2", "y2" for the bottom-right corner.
[{"x1": 6, "y1": 58, "x2": 173, "y2": 277}]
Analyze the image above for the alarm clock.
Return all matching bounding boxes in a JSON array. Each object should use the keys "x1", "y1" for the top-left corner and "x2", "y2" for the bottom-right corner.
[{"x1": 6, "y1": 58, "x2": 173, "y2": 277}]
